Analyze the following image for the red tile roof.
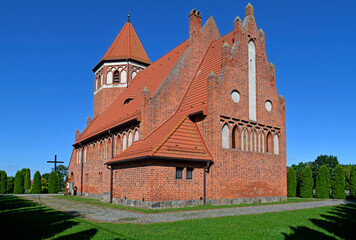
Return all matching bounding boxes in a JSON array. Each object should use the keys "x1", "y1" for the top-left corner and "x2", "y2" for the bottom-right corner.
[
  {"x1": 93, "y1": 22, "x2": 151, "y2": 71},
  {"x1": 76, "y1": 40, "x2": 189, "y2": 143},
  {"x1": 107, "y1": 32, "x2": 235, "y2": 163},
  {"x1": 107, "y1": 114, "x2": 212, "y2": 163}
]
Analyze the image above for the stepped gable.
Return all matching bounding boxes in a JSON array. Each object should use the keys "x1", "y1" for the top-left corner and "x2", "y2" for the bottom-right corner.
[
  {"x1": 94, "y1": 22, "x2": 151, "y2": 71},
  {"x1": 108, "y1": 32, "x2": 235, "y2": 163},
  {"x1": 76, "y1": 40, "x2": 189, "y2": 143},
  {"x1": 108, "y1": 114, "x2": 212, "y2": 163}
]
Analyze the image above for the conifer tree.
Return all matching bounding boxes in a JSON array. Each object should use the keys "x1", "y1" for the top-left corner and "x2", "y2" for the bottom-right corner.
[
  {"x1": 6, "y1": 177, "x2": 14, "y2": 193},
  {"x1": 315, "y1": 165, "x2": 330, "y2": 198},
  {"x1": 350, "y1": 165, "x2": 356, "y2": 199},
  {"x1": 300, "y1": 166, "x2": 313, "y2": 198},
  {"x1": 24, "y1": 169, "x2": 31, "y2": 190},
  {"x1": 331, "y1": 164, "x2": 346, "y2": 199},
  {"x1": 287, "y1": 167, "x2": 297, "y2": 197},
  {"x1": 49, "y1": 171, "x2": 59, "y2": 193},
  {"x1": 32, "y1": 171, "x2": 42, "y2": 194},
  {"x1": 0, "y1": 170, "x2": 7, "y2": 194},
  {"x1": 14, "y1": 170, "x2": 24, "y2": 194}
]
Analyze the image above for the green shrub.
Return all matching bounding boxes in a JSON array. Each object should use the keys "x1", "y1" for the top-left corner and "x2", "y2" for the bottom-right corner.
[
  {"x1": 315, "y1": 165, "x2": 330, "y2": 198},
  {"x1": 41, "y1": 178, "x2": 48, "y2": 193},
  {"x1": 24, "y1": 169, "x2": 31, "y2": 190},
  {"x1": 331, "y1": 164, "x2": 346, "y2": 199},
  {"x1": 300, "y1": 166, "x2": 313, "y2": 198},
  {"x1": 6, "y1": 177, "x2": 14, "y2": 193},
  {"x1": 14, "y1": 170, "x2": 25, "y2": 194},
  {"x1": 31, "y1": 171, "x2": 41, "y2": 194},
  {"x1": 48, "y1": 171, "x2": 60, "y2": 193},
  {"x1": 0, "y1": 170, "x2": 7, "y2": 194},
  {"x1": 287, "y1": 167, "x2": 297, "y2": 197},
  {"x1": 350, "y1": 165, "x2": 356, "y2": 199}
]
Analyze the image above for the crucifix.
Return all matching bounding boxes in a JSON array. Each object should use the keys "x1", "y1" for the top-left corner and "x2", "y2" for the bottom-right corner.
[{"x1": 47, "y1": 155, "x2": 64, "y2": 171}]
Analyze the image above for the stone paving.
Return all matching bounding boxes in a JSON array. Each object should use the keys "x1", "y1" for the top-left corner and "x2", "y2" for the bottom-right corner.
[{"x1": 20, "y1": 195, "x2": 355, "y2": 224}]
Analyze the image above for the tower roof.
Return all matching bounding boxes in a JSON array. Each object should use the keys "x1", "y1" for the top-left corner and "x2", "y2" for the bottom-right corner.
[{"x1": 93, "y1": 22, "x2": 151, "y2": 71}]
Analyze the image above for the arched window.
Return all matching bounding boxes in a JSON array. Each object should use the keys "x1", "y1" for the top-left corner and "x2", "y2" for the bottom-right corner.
[
  {"x1": 84, "y1": 147, "x2": 87, "y2": 163},
  {"x1": 115, "y1": 135, "x2": 121, "y2": 156},
  {"x1": 107, "y1": 138, "x2": 112, "y2": 158},
  {"x1": 113, "y1": 71, "x2": 120, "y2": 83},
  {"x1": 253, "y1": 130, "x2": 257, "y2": 152},
  {"x1": 274, "y1": 134, "x2": 279, "y2": 155},
  {"x1": 221, "y1": 124, "x2": 229, "y2": 149},
  {"x1": 128, "y1": 131, "x2": 133, "y2": 147},
  {"x1": 134, "y1": 130, "x2": 139, "y2": 141},
  {"x1": 248, "y1": 40, "x2": 256, "y2": 121},
  {"x1": 100, "y1": 74, "x2": 103, "y2": 86},
  {"x1": 266, "y1": 132, "x2": 273, "y2": 154},
  {"x1": 241, "y1": 129, "x2": 249, "y2": 151},
  {"x1": 121, "y1": 70, "x2": 127, "y2": 83},
  {"x1": 95, "y1": 78, "x2": 99, "y2": 90},
  {"x1": 122, "y1": 134, "x2": 127, "y2": 151},
  {"x1": 232, "y1": 125, "x2": 240, "y2": 149},
  {"x1": 107, "y1": 72, "x2": 113, "y2": 84}
]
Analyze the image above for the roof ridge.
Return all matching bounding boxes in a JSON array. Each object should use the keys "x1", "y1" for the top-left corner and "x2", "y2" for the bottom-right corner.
[{"x1": 151, "y1": 115, "x2": 188, "y2": 156}]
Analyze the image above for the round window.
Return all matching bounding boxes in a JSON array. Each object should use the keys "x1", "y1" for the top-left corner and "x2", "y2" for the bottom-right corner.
[
  {"x1": 231, "y1": 90, "x2": 240, "y2": 103},
  {"x1": 265, "y1": 100, "x2": 272, "y2": 112}
]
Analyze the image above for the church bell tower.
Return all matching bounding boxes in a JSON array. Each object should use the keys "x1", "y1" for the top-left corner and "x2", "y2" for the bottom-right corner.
[{"x1": 92, "y1": 20, "x2": 151, "y2": 119}]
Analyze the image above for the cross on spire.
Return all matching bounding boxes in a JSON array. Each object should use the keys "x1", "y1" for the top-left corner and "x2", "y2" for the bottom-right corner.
[
  {"x1": 128, "y1": 10, "x2": 131, "y2": 22},
  {"x1": 47, "y1": 155, "x2": 64, "y2": 171}
]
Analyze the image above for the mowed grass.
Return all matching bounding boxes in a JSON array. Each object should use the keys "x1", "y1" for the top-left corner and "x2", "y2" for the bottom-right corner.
[
  {"x1": 54, "y1": 195, "x2": 320, "y2": 213},
  {"x1": 1, "y1": 195, "x2": 355, "y2": 239}
]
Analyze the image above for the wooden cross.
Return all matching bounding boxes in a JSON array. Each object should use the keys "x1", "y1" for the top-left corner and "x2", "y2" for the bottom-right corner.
[{"x1": 47, "y1": 155, "x2": 64, "y2": 171}]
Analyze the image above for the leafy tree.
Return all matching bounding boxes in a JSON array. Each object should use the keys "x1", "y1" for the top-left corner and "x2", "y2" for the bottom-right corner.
[
  {"x1": 331, "y1": 164, "x2": 346, "y2": 199},
  {"x1": 350, "y1": 165, "x2": 356, "y2": 199},
  {"x1": 24, "y1": 169, "x2": 31, "y2": 190},
  {"x1": 300, "y1": 166, "x2": 313, "y2": 198},
  {"x1": 315, "y1": 165, "x2": 330, "y2": 198},
  {"x1": 52, "y1": 165, "x2": 68, "y2": 189},
  {"x1": 31, "y1": 171, "x2": 41, "y2": 194},
  {"x1": 6, "y1": 176, "x2": 14, "y2": 193},
  {"x1": 42, "y1": 173, "x2": 49, "y2": 182},
  {"x1": 287, "y1": 167, "x2": 297, "y2": 197},
  {"x1": 48, "y1": 171, "x2": 60, "y2": 193},
  {"x1": 0, "y1": 170, "x2": 7, "y2": 194},
  {"x1": 41, "y1": 178, "x2": 48, "y2": 193},
  {"x1": 314, "y1": 155, "x2": 339, "y2": 175},
  {"x1": 14, "y1": 170, "x2": 24, "y2": 194}
]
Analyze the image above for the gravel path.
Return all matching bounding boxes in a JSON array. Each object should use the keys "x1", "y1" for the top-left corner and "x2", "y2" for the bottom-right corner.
[{"x1": 20, "y1": 195, "x2": 355, "y2": 224}]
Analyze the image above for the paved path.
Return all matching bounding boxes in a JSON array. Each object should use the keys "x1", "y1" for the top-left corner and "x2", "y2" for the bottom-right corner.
[{"x1": 20, "y1": 195, "x2": 355, "y2": 224}]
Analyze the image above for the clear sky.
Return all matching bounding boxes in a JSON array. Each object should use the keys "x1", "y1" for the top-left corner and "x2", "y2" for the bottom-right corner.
[{"x1": 0, "y1": 0, "x2": 355, "y2": 177}]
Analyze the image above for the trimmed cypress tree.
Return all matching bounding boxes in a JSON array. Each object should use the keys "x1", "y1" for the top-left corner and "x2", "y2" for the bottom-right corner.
[
  {"x1": 0, "y1": 170, "x2": 7, "y2": 194},
  {"x1": 315, "y1": 165, "x2": 330, "y2": 198},
  {"x1": 287, "y1": 167, "x2": 297, "y2": 197},
  {"x1": 6, "y1": 177, "x2": 14, "y2": 193},
  {"x1": 300, "y1": 166, "x2": 313, "y2": 198},
  {"x1": 49, "y1": 171, "x2": 59, "y2": 193},
  {"x1": 32, "y1": 171, "x2": 41, "y2": 194},
  {"x1": 331, "y1": 164, "x2": 346, "y2": 199},
  {"x1": 350, "y1": 165, "x2": 356, "y2": 199},
  {"x1": 24, "y1": 169, "x2": 31, "y2": 190},
  {"x1": 14, "y1": 170, "x2": 24, "y2": 194}
]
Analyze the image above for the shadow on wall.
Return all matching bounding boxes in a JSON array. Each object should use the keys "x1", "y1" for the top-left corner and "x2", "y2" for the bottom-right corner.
[
  {"x1": 283, "y1": 203, "x2": 356, "y2": 240},
  {"x1": 0, "y1": 195, "x2": 97, "y2": 240}
]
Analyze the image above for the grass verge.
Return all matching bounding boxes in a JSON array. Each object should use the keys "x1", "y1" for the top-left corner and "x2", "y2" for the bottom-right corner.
[
  {"x1": 54, "y1": 195, "x2": 321, "y2": 213},
  {"x1": 0, "y1": 195, "x2": 354, "y2": 240}
]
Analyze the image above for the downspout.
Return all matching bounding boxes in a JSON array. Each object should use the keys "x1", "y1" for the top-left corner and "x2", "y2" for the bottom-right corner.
[
  {"x1": 203, "y1": 161, "x2": 212, "y2": 205},
  {"x1": 79, "y1": 143, "x2": 84, "y2": 196},
  {"x1": 107, "y1": 130, "x2": 114, "y2": 203}
]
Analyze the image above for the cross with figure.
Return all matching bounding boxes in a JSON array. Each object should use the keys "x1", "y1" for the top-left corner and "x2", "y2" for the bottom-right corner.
[{"x1": 47, "y1": 155, "x2": 64, "y2": 171}]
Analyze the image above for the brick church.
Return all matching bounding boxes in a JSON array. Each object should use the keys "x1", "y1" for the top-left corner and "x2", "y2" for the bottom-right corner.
[{"x1": 68, "y1": 4, "x2": 287, "y2": 208}]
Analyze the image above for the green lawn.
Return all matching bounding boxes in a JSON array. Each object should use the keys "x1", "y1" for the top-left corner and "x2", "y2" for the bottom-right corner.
[
  {"x1": 54, "y1": 195, "x2": 320, "y2": 213},
  {"x1": 1, "y1": 195, "x2": 354, "y2": 239}
]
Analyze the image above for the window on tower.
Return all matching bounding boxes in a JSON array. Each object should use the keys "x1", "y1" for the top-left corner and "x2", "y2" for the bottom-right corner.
[{"x1": 113, "y1": 71, "x2": 120, "y2": 83}]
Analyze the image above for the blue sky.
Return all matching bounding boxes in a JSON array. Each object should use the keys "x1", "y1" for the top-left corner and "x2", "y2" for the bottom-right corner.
[{"x1": 0, "y1": 0, "x2": 355, "y2": 177}]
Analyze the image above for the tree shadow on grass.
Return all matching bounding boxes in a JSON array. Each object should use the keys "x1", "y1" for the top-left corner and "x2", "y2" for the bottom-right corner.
[
  {"x1": 0, "y1": 195, "x2": 96, "y2": 240},
  {"x1": 283, "y1": 203, "x2": 356, "y2": 240},
  {"x1": 54, "y1": 228, "x2": 98, "y2": 240}
]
